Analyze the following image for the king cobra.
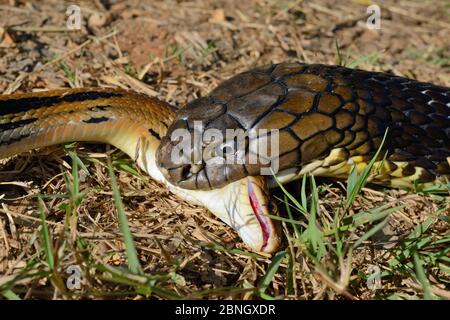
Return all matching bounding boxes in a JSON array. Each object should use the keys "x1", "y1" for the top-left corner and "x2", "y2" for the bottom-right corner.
[{"x1": 1, "y1": 62, "x2": 449, "y2": 253}]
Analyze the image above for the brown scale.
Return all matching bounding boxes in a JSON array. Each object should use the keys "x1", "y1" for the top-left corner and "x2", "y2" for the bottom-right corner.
[{"x1": 156, "y1": 62, "x2": 450, "y2": 190}]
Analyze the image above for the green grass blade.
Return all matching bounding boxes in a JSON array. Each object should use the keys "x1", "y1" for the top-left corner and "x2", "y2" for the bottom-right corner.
[
  {"x1": 351, "y1": 217, "x2": 388, "y2": 250},
  {"x1": 413, "y1": 253, "x2": 433, "y2": 300},
  {"x1": 324, "y1": 205, "x2": 401, "y2": 236},
  {"x1": 335, "y1": 39, "x2": 344, "y2": 66},
  {"x1": 113, "y1": 159, "x2": 142, "y2": 178},
  {"x1": 1, "y1": 289, "x2": 21, "y2": 300},
  {"x1": 346, "y1": 129, "x2": 388, "y2": 207},
  {"x1": 37, "y1": 195, "x2": 54, "y2": 270},
  {"x1": 306, "y1": 176, "x2": 325, "y2": 258},
  {"x1": 286, "y1": 252, "x2": 294, "y2": 295},
  {"x1": 271, "y1": 168, "x2": 308, "y2": 215},
  {"x1": 346, "y1": 166, "x2": 358, "y2": 199},
  {"x1": 406, "y1": 216, "x2": 437, "y2": 241},
  {"x1": 351, "y1": 205, "x2": 403, "y2": 225},
  {"x1": 107, "y1": 159, "x2": 143, "y2": 275},
  {"x1": 300, "y1": 174, "x2": 308, "y2": 212},
  {"x1": 257, "y1": 251, "x2": 286, "y2": 296},
  {"x1": 70, "y1": 151, "x2": 79, "y2": 201},
  {"x1": 284, "y1": 194, "x2": 302, "y2": 239},
  {"x1": 347, "y1": 52, "x2": 379, "y2": 69}
]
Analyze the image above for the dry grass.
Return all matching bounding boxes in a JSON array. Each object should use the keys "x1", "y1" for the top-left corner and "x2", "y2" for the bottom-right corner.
[{"x1": 0, "y1": 0, "x2": 449, "y2": 300}]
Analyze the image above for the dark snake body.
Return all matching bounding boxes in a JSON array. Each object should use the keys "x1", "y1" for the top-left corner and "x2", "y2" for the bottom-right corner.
[{"x1": 157, "y1": 62, "x2": 450, "y2": 190}]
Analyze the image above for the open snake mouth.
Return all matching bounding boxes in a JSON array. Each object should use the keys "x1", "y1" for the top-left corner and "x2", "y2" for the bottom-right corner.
[{"x1": 247, "y1": 180, "x2": 272, "y2": 252}]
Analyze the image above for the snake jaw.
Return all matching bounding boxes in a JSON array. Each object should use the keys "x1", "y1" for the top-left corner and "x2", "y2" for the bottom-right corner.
[
  {"x1": 213, "y1": 175, "x2": 280, "y2": 253},
  {"x1": 160, "y1": 172, "x2": 281, "y2": 253},
  {"x1": 135, "y1": 138, "x2": 280, "y2": 253},
  {"x1": 246, "y1": 178, "x2": 280, "y2": 253},
  {"x1": 248, "y1": 185, "x2": 270, "y2": 250}
]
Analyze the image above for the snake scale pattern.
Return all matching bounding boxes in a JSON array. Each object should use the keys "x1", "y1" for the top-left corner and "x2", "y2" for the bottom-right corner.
[{"x1": 157, "y1": 62, "x2": 450, "y2": 191}]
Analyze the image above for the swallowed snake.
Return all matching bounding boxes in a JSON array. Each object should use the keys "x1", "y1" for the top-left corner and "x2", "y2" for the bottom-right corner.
[{"x1": 1, "y1": 62, "x2": 449, "y2": 253}]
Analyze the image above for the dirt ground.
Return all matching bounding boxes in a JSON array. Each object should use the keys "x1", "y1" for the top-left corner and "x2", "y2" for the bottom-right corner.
[{"x1": 0, "y1": 0, "x2": 449, "y2": 299}]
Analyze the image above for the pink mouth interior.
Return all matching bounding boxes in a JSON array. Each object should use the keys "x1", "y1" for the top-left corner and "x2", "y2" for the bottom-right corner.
[{"x1": 247, "y1": 182, "x2": 271, "y2": 251}]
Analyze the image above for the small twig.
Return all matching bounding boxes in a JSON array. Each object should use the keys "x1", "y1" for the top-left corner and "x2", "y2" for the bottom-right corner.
[
  {"x1": 332, "y1": 13, "x2": 371, "y2": 32},
  {"x1": 272, "y1": 0, "x2": 305, "y2": 20},
  {"x1": 0, "y1": 4, "x2": 33, "y2": 13},
  {"x1": 8, "y1": 26, "x2": 78, "y2": 33},
  {"x1": 315, "y1": 266, "x2": 358, "y2": 300},
  {"x1": 307, "y1": 2, "x2": 342, "y2": 18},
  {"x1": 0, "y1": 217, "x2": 9, "y2": 253},
  {"x1": 403, "y1": 279, "x2": 450, "y2": 299},
  {"x1": 1, "y1": 204, "x2": 18, "y2": 241},
  {"x1": 387, "y1": 5, "x2": 450, "y2": 29},
  {"x1": 0, "y1": 208, "x2": 61, "y2": 226},
  {"x1": 290, "y1": 24, "x2": 310, "y2": 63}
]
